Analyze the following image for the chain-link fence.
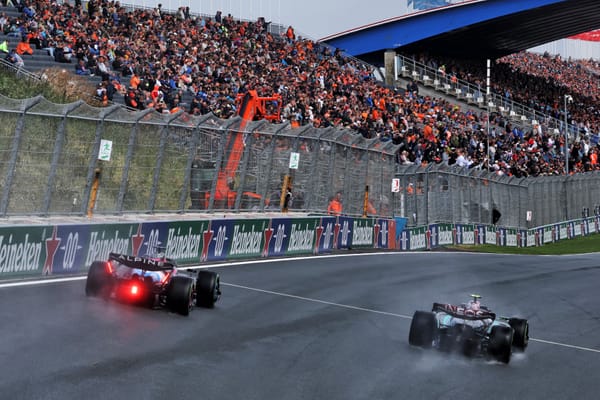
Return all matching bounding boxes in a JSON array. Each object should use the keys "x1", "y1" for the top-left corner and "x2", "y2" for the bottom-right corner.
[
  {"x1": 0, "y1": 95, "x2": 399, "y2": 217},
  {"x1": 395, "y1": 163, "x2": 600, "y2": 229},
  {"x1": 3, "y1": 95, "x2": 597, "y2": 227}
]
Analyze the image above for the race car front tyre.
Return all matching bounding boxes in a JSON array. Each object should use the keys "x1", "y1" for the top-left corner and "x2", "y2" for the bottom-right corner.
[
  {"x1": 167, "y1": 276, "x2": 194, "y2": 316},
  {"x1": 408, "y1": 311, "x2": 436, "y2": 348},
  {"x1": 85, "y1": 261, "x2": 112, "y2": 297},
  {"x1": 488, "y1": 325, "x2": 513, "y2": 364},
  {"x1": 508, "y1": 318, "x2": 529, "y2": 350},
  {"x1": 196, "y1": 270, "x2": 221, "y2": 308}
]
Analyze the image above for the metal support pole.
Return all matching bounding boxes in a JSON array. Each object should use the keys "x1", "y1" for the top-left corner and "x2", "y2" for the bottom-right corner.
[
  {"x1": 486, "y1": 59, "x2": 491, "y2": 171},
  {"x1": 564, "y1": 94, "x2": 572, "y2": 176}
]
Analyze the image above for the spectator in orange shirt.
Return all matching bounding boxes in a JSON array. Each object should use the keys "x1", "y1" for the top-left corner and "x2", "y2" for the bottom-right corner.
[
  {"x1": 16, "y1": 38, "x2": 33, "y2": 56},
  {"x1": 327, "y1": 192, "x2": 343, "y2": 216}
]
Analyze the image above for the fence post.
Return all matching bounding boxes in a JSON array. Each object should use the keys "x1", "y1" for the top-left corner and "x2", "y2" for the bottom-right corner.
[
  {"x1": 116, "y1": 108, "x2": 153, "y2": 213},
  {"x1": 42, "y1": 100, "x2": 84, "y2": 216},
  {"x1": 0, "y1": 96, "x2": 43, "y2": 216},
  {"x1": 207, "y1": 118, "x2": 239, "y2": 211},
  {"x1": 148, "y1": 111, "x2": 183, "y2": 212},
  {"x1": 179, "y1": 126, "x2": 200, "y2": 212},
  {"x1": 80, "y1": 105, "x2": 119, "y2": 215}
]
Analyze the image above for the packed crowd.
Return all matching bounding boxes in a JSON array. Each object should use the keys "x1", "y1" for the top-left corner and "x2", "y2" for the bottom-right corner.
[
  {"x1": 2, "y1": 0, "x2": 600, "y2": 177},
  {"x1": 404, "y1": 49, "x2": 600, "y2": 176}
]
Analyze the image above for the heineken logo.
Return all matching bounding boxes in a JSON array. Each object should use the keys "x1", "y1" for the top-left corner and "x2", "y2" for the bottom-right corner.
[
  {"x1": 352, "y1": 222, "x2": 373, "y2": 246},
  {"x1": 86, "y1": 229, "x2": 130, "y2": 266},
  {"x1": 230, "y1": 224, "x2": 263, "y2": 256},
  {"x1": 166, "y1": 227, "x2": 201, "y2": 260},
  {"x1": 439, "y1": 229, "x2": 453, "y2": 245},
  {"x1": 411, "y1": 231, "x2": 426, "y2": 250},
  {"x1": 288, "y1": 223, "x2": 314, "y2": 252},
  {"x1": 0, "y1": 232, "x2": 43, "y2": 274},
  {"x1": 463, "y1": 229, "x2": 474, "y2": 245},
  {"x1": 506, "y1": 231, "x2": 517, "y2": 247}
]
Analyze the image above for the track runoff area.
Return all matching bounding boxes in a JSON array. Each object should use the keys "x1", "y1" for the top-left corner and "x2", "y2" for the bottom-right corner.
[{"x1": 1, "y1": 251, "x2": 599, "y2": 356}]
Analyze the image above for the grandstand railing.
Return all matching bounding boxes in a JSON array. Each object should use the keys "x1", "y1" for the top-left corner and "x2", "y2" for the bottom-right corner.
[
  {"x1": 395, "y1": 54, "x2": 579, "y2": 141},
  {"x1": 0, "y1": 95, "x2": 398, "y2": 218},
  {"x1": 0, "y1": 58, "x2": 43, "y2": 83}
]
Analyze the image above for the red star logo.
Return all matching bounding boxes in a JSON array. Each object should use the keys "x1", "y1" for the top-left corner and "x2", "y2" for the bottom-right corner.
[
  {"x1": 333, "y1": 221, "x2": 341, "y2": 250},
  {"x1": 263, "y1": 221, "x2": 273, "y2": 257},
  {"x1": 43, "y1": 226, "x2": 61, "y2": 275},
  {"x1": 314, "y1": 222, "x2": 324, "y2": 254},
  {"x1": 388, "y1": 220, "x2": 396, "y2": 250},
  {"x1": 373, "y1": 223, "x2": 381, "y2": 248},
  {"x1": 201, "y1": 221, "x2": 213, "y2": 262},
  {"x1": 131, "y1": 224, "x2": 145, "y2": 256}
]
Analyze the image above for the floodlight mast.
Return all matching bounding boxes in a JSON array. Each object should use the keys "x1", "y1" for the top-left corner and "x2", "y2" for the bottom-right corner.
[{"x1": 564, "y1": 94, "x2": 573, "y2": 175}]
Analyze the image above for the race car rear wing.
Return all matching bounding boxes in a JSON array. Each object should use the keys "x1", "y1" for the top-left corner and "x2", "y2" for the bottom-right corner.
[
  {"x1": 432, "y1": 302, "x2": 496, "y2": 321},
  {"x1": 108, "y1": 252, "x2": 176, "y2": 271}
]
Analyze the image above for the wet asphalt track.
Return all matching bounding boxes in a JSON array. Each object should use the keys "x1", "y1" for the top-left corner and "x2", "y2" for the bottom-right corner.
[{"x1": 1, "y1": 251, "x2": 600, "y2": 400}]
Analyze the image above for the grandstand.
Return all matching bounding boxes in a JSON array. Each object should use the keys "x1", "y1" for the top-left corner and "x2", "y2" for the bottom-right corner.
[{"x1": 0, "y1": 0, "x2": 599, "y2": 180}]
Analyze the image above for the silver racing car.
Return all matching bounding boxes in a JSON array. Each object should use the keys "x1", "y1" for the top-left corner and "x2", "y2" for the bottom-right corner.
[{"x1": 408, "y1": 295, "x2": 529, "y2": 363}]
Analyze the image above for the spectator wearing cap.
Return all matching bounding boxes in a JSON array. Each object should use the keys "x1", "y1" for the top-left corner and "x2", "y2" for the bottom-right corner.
[
  {"x1": 5, "y1": 48, "x2": 24, "y2": 68},
  {"x1": 75, "y1": 58, "x2": 91, "y2": 75}
]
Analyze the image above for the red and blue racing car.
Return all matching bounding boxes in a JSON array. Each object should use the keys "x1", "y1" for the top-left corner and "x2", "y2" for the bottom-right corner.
[{"x1": 85, "y1": 251, "x2": 221, "y2": 316}]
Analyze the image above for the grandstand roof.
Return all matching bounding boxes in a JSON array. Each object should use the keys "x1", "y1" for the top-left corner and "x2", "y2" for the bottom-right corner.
[{"x1": 321, "y1": 0, "x2": 600, "y2": 62}]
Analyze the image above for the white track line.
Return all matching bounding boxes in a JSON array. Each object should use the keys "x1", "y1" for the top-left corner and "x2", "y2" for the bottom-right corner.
[
  {"x1": 2, "y1": 255, "x2": 600, "y2": 355},
  {"x1": 528, "y1": 338, "x2": 600, "y2": 353},
  {"x1": 224, "y1": 282, "x2": 413, "y2": 319},
  {"x1": 223, "y1": 282, "x2": 600, "y2": 355}
]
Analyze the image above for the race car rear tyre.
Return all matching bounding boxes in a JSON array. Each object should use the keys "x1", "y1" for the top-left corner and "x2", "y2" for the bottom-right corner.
[
  {"x1": 196, "y1": 271, "x2": 220, "y2": 308},
  {"x1": 167, "y1": 276, "x2": 194, "y2": 316},
  {"x1": 509, "y1": 318, "x2": 529, "y2": 350},
  {"x1": 488, "y1": 325, "x2": 513, "y2": 364},
  {"x1": 85, "y1": 261, "x2": 111, "y2": 297},
  {"x1": 408, "y1": 311, "x2": 436, "y2": 348}
]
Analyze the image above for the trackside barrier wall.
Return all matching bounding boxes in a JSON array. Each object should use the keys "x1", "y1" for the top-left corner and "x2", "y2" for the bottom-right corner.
[
  {"x1": 396, "y1": 218, "x2": 599, "y2": 250},
  {"x1": 0, "y1": 216, "x2": 406, "y2": 280},
  {"x1": 1, "y1": 215, "x2": 596, "y2": 280}
]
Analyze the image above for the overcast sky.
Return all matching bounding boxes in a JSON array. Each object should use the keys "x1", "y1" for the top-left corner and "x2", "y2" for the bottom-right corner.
[{"x1": 122, "y1": 0, "x2": 422, "y2": 40}]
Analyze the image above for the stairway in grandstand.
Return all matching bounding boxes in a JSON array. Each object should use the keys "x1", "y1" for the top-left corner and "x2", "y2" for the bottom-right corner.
[
  {"x1": 0, "y1": 6, "x2": 57, "y2": 72},
  {"x1": 0, "y1": 5, "x2": 197, "y2": 108}
]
